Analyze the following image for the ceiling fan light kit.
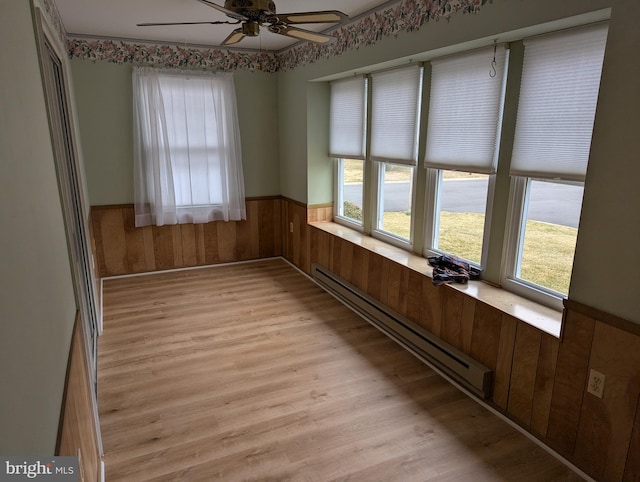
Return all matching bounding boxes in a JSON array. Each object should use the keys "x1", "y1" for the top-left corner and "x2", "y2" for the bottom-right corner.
[{"x1": 138, "y1": 0, "x2": 347, "y2": 47}]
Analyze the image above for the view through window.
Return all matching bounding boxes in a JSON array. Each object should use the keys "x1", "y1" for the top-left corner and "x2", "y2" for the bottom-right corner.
[
  {"x1": 516, "y1": 179, "x2": 584, "y2": 295},
  {"x1": 338, "y1": 158, "x2": 364, "y2": 223},
  {"x1": 377, "y1": 163, "x2": 414, "y2": 240},
  {"x1": 435, "y1": 170, "x2": 489, "y2": 265}
]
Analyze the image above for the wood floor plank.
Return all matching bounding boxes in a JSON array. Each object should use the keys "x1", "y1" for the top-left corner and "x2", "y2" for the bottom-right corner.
[{"x1": 99, "y1": 259, "x2": 584, "y2": 481}]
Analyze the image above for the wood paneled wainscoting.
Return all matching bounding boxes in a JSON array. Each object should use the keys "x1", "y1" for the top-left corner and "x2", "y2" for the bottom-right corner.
[
  {"x1": 284, "y1": 212, "x2": 640, "y2": 482},
  {"x1": 90, "y1": 198, "x2": 283, "y2": 277},
  {"x1": 57, "y1": 314, "x2": 101, "y2": 482}
]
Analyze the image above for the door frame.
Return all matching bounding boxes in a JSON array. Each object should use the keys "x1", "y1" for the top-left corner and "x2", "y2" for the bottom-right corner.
[{"x1": 33, "y1": 5, "x2": 103, "y2": 457}]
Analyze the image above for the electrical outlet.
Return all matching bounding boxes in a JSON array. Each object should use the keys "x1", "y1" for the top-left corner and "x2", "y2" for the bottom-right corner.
[{"x1": 587, "y1": 368, "x2": 605, "y2": 398}]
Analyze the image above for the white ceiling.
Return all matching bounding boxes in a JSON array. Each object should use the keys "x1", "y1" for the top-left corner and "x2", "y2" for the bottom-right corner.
[{"x1": 54, "y1": 0, "x2": 392, "y2": 52}]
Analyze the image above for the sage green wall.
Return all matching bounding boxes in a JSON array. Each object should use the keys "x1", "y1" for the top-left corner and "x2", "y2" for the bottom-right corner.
[
  {"x1": 234, "y1": 70, "x2": 280, "y2": 197},
  {"x1": 307, "y1": 83, "x2": 331, "y2": 204},
  {"x1": 277, "y1": 69, "x2": 308, "y2": 202},
  {"x1": 570, "y1": 0, "x2": 640, "y2": 324},
  {"x1": 0, "y1": 1, "x2": 77, "y2": 454},
  {"x1": 71, "y1": 61, "x2": 280, "y2": 206},
  {"x1": 276, "y1": 0, "x2": 640, "y2": 324},
  {"x1": 71, "y1": 60, "x2": 134, "y2": 205}
]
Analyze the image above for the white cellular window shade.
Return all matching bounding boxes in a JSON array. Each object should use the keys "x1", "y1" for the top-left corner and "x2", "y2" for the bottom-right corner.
[
  {"x1": 330, "y1": 76, "x2": 366, "y2": 160},
  {"x1": 425, "y1": 46, "x2": 507, "y2": 173},
  {"x1": 510, "y1": 24, "x2": 608, "y2": 181},
  {"x1": 370, "y1": 65, "x2": 423, "y2": 166}
]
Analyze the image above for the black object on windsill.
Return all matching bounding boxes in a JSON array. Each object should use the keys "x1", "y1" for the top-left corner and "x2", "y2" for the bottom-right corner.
[{"x1": 427, "y1": 255, "x2": 481, "y2": 286}]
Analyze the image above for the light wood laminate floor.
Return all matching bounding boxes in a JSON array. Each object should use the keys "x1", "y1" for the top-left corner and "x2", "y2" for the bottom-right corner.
[{"x1": 99, "y1": 258, "x2": 583, "y2": 481}]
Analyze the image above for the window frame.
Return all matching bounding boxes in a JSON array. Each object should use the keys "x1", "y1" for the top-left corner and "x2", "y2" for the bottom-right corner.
[
  {"x1": 502, "y1": 176, "x2": 586, "y2": 311},
  {"x1": 502, "y1": 177, "x2": 559, "y2": 310},
  {"x1": 420, "y1": 45, "x2": 508, "y2": 268},
  {"x1": 132, "y1": 68, "x2": 245, "y2": 227},
  {"x1": 148, "y1": 73, "x2": 225, "y2": 210},
  {"x1": 334, "y1": 157, "x2": 365, "y2": 231},
  {"x1": 423, "y1": 168, "x2": 496, "y2": 270},
  {"x1": 371, "y1": 160, "x2": 418, "y2": 249},
  {"x1": 328, "y1": 17, "x2": 609, "y2": 315},
  {"x1": 367, "y1": 65, "x2": 423, "y2": 250},
  {"x1": 500, "y1": 23, "x2": 608, "y2": 309}
]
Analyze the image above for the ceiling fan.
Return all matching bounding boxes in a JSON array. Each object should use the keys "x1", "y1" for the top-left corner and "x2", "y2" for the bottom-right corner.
[{"x1": 138, "y1": 0, "x2": 348, "y2": 46}]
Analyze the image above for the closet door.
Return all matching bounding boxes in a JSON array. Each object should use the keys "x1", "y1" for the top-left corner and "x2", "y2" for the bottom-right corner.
[{"x1": 34, "y1": 8, "x2": 102, "y2": 452}]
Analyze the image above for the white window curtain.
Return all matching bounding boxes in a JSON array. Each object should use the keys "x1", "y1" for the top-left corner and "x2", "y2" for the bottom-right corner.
[
  {"x1": 133, "y1": 67, "x2": 246, "y2": 227},
  {"x1": 424, "y1": 45, "x2": 508, "y2": 173},
  {"x1": 330, "y1": 76, "x2": 367, "y2": 160},
  {"x1": 370, "y1": 65, "x2": 423, "y2": 166},
  {"x1": 510, "y1": 24, "x2": 608, "y2": 182}
]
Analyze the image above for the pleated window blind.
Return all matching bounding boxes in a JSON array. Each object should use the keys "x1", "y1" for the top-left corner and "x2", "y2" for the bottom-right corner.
[
  {"x1": 329, "y1": 76, "x2": 367, "y2": 160},
  {"x1": 370, "y1": 65, "x2": 423, "y2": 166},
  {"x1": 424, "y1": 46, "x2": 507, "y2": 174},
  {"x1": 510, "y1": 24, "x2": 608, "y2": 181}
]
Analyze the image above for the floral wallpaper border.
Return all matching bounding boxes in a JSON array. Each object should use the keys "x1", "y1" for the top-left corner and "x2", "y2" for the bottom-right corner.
[
  {"x1": 42, "y1": 0, "x2": 67, "y2": 46},
  {"x1": 279, "y1": 0, "x2": 490, "y2": 71},
  {"x1": 67, "y1": 39, "x2": 280, "y2": 73},
  {"x1": 66, "y1": 0, "x2": 490, "y2": 72}
]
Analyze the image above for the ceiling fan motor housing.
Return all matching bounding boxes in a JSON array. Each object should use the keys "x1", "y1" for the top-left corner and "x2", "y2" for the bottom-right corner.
[
  {"x1": 241, "y1": 21, "x2": 260, "y2": 36},
  {"x1": 224, "y1": 0, "x2": 276, "y2": 21}
]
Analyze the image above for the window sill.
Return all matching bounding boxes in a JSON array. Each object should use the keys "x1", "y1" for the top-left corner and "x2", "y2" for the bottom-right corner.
[{"x1": 310, "y1": 221, "x2": 562, "y2": 338}]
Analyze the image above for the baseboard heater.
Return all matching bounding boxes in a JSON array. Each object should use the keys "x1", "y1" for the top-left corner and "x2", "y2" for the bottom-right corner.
[{"x1": 312, "y1": 264, "x2": 492, "y2": 399}]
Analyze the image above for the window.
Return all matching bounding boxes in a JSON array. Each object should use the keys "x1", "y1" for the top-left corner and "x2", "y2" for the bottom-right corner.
[
  {"x1": 133, "y1": 67, "x2": 246, "y2": 227},
  {"x1": 513, "y1": 179, "x2": 584, "y2": 294},
  {"x1": 370, "y1": 65, "x2": 423, "y2": 244},
  {"x1": 335, "y1": 158, "x2": 365, "y2": 225},
  {"x1": 424, "y1": 46, "x2": 508, "y2": 266},
  {"x1": 330, "y1": 76, "x2": 366, "y2": 227},
  {"x1": 328, "y1": 19, "x2": 609, "y2": 314},
  {"x1": 431, "y1": 170, "x2": 491, "y2": 265},
  {"x1": 330, "y1": 66, "x2": 422, "y2": 243},
  {"x1": 503, "y1": 24, "x2": 608, "y2": 307},
  {"x1": 376, "y1": 162, "x2": 415, "y2": 241}
]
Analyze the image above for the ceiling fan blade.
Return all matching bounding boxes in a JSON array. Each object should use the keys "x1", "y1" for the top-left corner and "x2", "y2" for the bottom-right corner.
[
  {"x1": 137, "y1": 21, "x2": 237, "y2": 26},
  {"x1": 273, "y1": 11, "x2": 347, "y2": 25},
  {"x1": 222, "y1": 28, "x2": 246, "y2": 46},
  {"x1": 269, "y1": 25, "x2": 337, "y2": 45},
  {"x1": 196, "y1": 0, "x2": 247, "y2": 21}
]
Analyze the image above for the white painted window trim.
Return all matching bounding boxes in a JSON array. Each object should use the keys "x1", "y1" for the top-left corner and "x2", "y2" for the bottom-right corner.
[
  {"x1": 501, "y1": 177, "x2": 565, "y2": 311},
  {"x1": 423, "y1": 169, "x2": 496, "y2": 270},
  {"x1": 371, "y1": 160, "x2": 417, "y2": 250},
  {"x1": 333, "y1": 158, "x2": 365, "y2": 231}
]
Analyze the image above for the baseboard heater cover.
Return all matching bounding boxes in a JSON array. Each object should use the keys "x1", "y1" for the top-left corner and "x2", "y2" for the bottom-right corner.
[{"x1": 312, "y1": 264, "x2": 492, "y2": 399}]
